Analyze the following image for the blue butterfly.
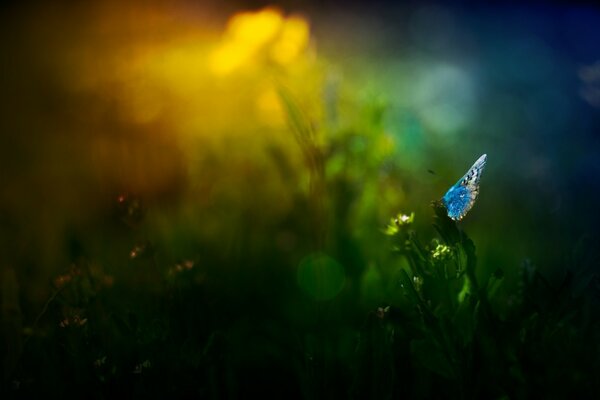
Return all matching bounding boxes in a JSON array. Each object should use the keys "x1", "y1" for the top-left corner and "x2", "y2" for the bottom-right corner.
[{"x1": 442, "y1": 154, "x2": 487, "y2": 221}]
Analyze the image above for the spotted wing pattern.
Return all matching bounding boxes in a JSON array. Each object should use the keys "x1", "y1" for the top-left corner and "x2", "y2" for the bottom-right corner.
[{"x1": 442, "y1": 154, "x2": 487, "y2": 221}]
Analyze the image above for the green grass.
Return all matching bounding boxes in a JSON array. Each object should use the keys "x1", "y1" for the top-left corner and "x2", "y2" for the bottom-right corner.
[{"x1": 4, "y1": 199, "x2": 599, "y2": 399}]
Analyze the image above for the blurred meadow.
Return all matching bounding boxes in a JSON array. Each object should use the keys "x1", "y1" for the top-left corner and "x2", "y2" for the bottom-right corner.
[{"x1": 2, "y1": 1, "x2": 600, "y2": 398}]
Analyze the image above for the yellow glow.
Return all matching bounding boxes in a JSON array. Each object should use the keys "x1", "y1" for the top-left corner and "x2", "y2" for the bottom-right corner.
[
  {"x1": 228, "y1": 8, "x2": 284, "y2": 48},
  {"x1": 270, "y1": 16, "x2": 310, "y2": 65},
  {"x1": 209, "y1": 8, "x2": 310, "y2": 75},
  {"x1": 209, "y1": 8, "x2": 285, "y2": 76},
  {"x1": 209, "y1": 40, "x2": 255, "y2": 76}
]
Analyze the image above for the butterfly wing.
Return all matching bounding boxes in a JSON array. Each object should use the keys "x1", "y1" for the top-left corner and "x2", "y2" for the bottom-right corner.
[{"x1": 442, "y1": 154, "x2": 487, "y2": 221}]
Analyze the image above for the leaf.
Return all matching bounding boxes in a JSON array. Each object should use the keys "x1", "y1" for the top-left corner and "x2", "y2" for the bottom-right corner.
[
  {"x1": 461, "y1": 234, "x2": 477, "y2": 275},
  {"x1": 432, "y1": 201, "x2": 461, "y2": 246},
  {"x1": 398, "y1": 269, "x2": 420, "y2": 304},
  {"x1": 457, "y1": 276, "x2": 472, "y2": 304},
  {"x1": 277, "y1": 85, "x2": 316, "y2": 147}
]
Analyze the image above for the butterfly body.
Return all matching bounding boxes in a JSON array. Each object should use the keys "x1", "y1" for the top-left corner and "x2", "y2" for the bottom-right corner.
[{"x1": 442, "y1": 154, "x2": 487, "y2": 221}]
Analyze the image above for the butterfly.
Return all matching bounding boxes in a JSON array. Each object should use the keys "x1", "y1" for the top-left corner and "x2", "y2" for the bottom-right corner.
[{"x1": 442, "y1": 154, "x2": 487, "y2": 221}]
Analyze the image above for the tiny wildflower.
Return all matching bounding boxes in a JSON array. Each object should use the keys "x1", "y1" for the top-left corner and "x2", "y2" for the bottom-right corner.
[
  {"x1": 129, "y1": 245, "x2": 143, "y2": 259},
  {"x1": 376, "y1": 306, "x2": 390, "y2": 319},
  {"x1": 385, "y1": 212, "x2": 415, "y2": 235},
  {"x1": 412, "y1": 275, "x2": 424, "y2": 291},
  {"x1": 129, "y1": 241, "x2": 154, "y2": 259},
  {"x1": 432, "y1": 243, "x2": 452, "y2": 261},
  {"x1": 168, "y1": 260, "x2": 195, "y2": 276},
  {"x1": 178, "y1": 260, "x2": 194, "y2": 271},
  {"x1": 133, "y1": 360, "x2": 152, "y2": 374},
  {"x1": 395, "y1": 212, "x2": 414, "y2": 226},
  {"x1": 59, "y1": 309, "x2": 87, "y2": 328},
  {"x1": 94, "y1": 356, "x2": 107, "y2": 368}
]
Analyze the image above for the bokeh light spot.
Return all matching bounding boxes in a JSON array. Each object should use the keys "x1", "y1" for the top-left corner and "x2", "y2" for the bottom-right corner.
[
  {"x1": 209, "y1": 7, "x2": 285, "y2": 76},
  {"x1": 209, "y1": 8, "x2": 310, "y2": 76},
  {"x1": 228, "y1": 8, "x2": 283, "y2": 48},
  {"x1": 413, "y1": 64, "x2": 476, "y2": 135},
  {"x1": 209, "y1": 40, "x2": 255, "y2": 76},
  {"x1": 297, "y1": 253, "x2": 345, "y2": 301},
  {"x1": 270, "y1": 16, "x2": 310, "y2": 65}
]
